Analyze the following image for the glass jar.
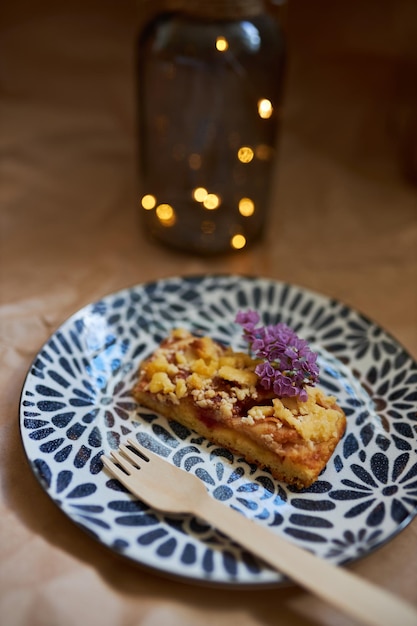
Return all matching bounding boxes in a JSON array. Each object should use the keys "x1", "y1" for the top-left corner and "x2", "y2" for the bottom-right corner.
[{"x1": 137, "y1": 0, "x2": 286, "y2": 254}]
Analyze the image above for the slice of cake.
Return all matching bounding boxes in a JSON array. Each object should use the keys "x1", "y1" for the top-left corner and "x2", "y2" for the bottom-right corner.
[{"x1": 132, "y1": 328, "x2": 346, "y2": 488}]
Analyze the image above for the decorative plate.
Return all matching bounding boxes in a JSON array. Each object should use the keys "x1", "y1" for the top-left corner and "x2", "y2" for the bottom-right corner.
[{"x1": 19, "y1": 275, "x2": 417, "y2": 586}]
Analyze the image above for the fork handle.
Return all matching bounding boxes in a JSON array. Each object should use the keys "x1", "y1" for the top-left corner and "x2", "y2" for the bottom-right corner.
[{"x1": 198, "y1": 497, "x2": 417, "y2": 626}]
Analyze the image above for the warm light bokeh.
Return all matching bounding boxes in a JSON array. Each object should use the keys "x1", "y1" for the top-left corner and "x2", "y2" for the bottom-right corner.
[
  {"x1": 156, "y1": 203, "x2": 176, "y2": 226},
  {"x1": 238, "y1": 197, "x2": 255, "y2": 216},
  {"x1": 237, "y1": 146, "x2": 254, "y2": 163},
  {"x1": 258, "y1": 98, "x2": 273, "y2": 119},
  {"x1": 215, "y1": 36, "x2": 229, "y2": 52},
  {"x1": 231, "y1": 234, "x2": 246, "y2": 249},
  {"x1": 193, "y1": 187, "x2": 208, "y2": 202},
  {"x1": 203, "y1": 193, "x2": 220, "y2": 210},
  {"x1": 141, "y1": 194, "x2": 156, "y2": 210}
]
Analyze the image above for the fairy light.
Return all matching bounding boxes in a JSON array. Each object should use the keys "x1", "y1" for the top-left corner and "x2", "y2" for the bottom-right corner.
[
  {"x1": 237, "y1": 146, "x2": 254, "y2": 163},
  {"x1": 258, "y1": 98, "x2": 273, "y2": 119},
  {"x1": 203, "y1": 193, "x2": 220, "y2": 210},
  {"x1": 216, "y1": 36, "x2": 229, "y2": 52},
  {"x1": 156, "y1": 203, "x2": 176, "y2": 226},
  {"x1": 193, "y1": 187, "x2": 208, "y2": 202},
  {"x1": 238, "y1": 197, "x2": 255, "y2": 217},
  {"x1": 141, "y1": 194, "x2": 157, "y2": 210},
  {"x1": 231, "y1": 234, "x2": 246, "y2": 249}
]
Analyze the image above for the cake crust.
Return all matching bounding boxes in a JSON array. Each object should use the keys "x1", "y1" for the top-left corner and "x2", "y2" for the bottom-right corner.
[{"x1": 132, "y1": 329, "x2": 346, "y2": 488}]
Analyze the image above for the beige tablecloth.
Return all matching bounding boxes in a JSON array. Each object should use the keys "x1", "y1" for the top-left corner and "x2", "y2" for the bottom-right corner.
[{"x1": 1, "y1": 1, "x2": 416, "y2": 625}]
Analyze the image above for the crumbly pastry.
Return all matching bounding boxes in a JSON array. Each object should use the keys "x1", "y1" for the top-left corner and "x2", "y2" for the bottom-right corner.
[{"x1": 132, "y1": 329, "x2": 346, "y2": 488}]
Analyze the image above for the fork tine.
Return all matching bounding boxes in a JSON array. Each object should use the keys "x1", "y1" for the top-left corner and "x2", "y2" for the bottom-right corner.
[
  {"x1": 126, "y1": 438, "x2": 166, "y2": 464},
  {"x1": 125, "y1": 437, "x2": 152, "y2": 461},
  {"x1": 119, "y1": 443, "x2": 147, "y2": 468},
  {"x1": 109, "y1": 450, "x2": 136, "y2": 475},
  {"x1": 101, "y1": 454, "x2": 132, "y2": 483}
]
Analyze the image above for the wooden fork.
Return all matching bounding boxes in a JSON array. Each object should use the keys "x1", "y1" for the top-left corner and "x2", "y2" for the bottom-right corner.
[{"x1": 101, "y1": 438, "x2": 417, "y2": 626}]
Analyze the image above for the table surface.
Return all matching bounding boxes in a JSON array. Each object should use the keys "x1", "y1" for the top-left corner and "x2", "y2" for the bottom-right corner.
[{"x1": 1, "y1": 1, "x2": 416, "y2": 625}]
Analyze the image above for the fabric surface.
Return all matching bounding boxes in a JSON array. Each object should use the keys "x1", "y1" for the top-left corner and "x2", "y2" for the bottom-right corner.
[{"x1": 1, "y1": 1, "x2": 416, "y2": 625}]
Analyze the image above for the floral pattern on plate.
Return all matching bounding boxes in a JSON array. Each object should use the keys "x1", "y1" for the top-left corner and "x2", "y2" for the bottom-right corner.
[{"x1": 20, "y1": 275, "x2": 417, "y2": 586}]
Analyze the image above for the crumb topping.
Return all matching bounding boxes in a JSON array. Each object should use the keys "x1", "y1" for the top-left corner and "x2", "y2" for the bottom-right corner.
[
  {"x1": 137, "y1": 329, "x2": 258, "y2": 419},
  {"x1": 272, "y1": 388, "x2": 342, "y2": 441},
  {"x1": 136, "y1": 329, "x2": 342, "y2": 442}
]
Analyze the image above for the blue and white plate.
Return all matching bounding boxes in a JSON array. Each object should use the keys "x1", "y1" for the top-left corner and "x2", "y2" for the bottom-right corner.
[{"x1": 19, "y1": 275, "x2": 417, "y2": 586}]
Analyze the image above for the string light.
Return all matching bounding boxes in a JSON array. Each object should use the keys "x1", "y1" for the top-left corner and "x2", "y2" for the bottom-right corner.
[
  {"x1": 193, "y1": 187, "x2": 208, "y2": 202},
  {"x1": 258, "y1": 98, "x2": 273, "y2": 119},
  {"x1": 141, "y1": 194, "x2": 156, "y2": 210},
  {"x1": 138, "y1": 6, "x2": 285, "y2": 255},
  {"x1": 193, "y1": 187, "x2": 220, "y2": 209},
  {"x1": 237, "y1": 146, "x2": 254, "y2": 163},
  {"x1": 231, "y1": 234, "x2": 246, "y2": 249},
  {"x1": 238, "y1": 198, "x2": 255, "y2": 216},
  {"x1": 203, "y1": 193, "x2": 220, "y2": 210},
  {"x1": 156, "y1": 203, "x2": 176, "y2": 226},
  {"x1": 216, "y1": 36, "x2": 229, "y2": 52}
]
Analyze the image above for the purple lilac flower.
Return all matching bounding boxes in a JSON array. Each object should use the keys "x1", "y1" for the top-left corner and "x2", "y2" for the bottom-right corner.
[
  {"x1": 235, "y1": 310, "x2": 319, "y2": 401},
  {"x1": 235, "y1": 310, "x2": 260, "y2": 345}
]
